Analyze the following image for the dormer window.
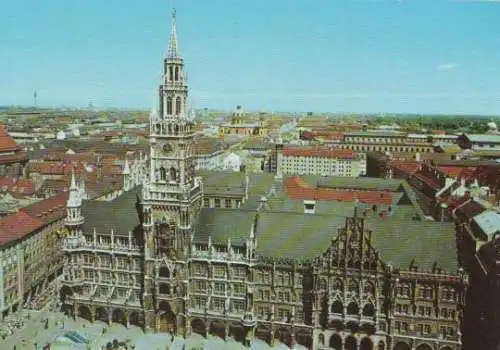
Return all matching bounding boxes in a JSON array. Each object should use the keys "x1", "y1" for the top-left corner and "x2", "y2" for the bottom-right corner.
[{"x1": 304, "y1": 200, "x2": 316, "y2": 214}]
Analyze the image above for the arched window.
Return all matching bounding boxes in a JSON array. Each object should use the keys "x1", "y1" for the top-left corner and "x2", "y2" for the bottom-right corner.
[
  {"x1": 347, "y1": 302, "x2": 359, "y2": 315},
  {"x1": 175, "y1": 66, "x2": 179, "y2": 81},
  {"x1": 169, "y1": 66, "x2": 174, "y2": 82},
  {"x1": 159, "y1": 167, "x2": 166, "y2": 181},
  {"x1": 170, "y1": 167, "x2": 177, "y2": 181},
  {"x1": 331, "y1": 300, "x2": 343, "y2": 314},
  {"x1": 175, "y1": 96, "x2": 182, "y2": 115},
  {"x1": 166, "y1": 97, "x2": 173, "y2": 115}
]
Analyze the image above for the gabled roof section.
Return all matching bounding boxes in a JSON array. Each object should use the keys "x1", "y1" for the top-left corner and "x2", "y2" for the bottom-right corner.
[
  {"x1": 0, "y1": 211, "x2": 42, "y2": 245},
  {"x1": 21, "y1": 191, "x2": 69, "y2": 225},
  {"x1": 0, "y1": 125, "x2": 21, "y2": 152}
]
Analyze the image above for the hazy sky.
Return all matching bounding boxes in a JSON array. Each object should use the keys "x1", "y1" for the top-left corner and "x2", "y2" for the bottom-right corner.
[{"x1": 2, "y1": 0, "x2": 500, "y2": 114}]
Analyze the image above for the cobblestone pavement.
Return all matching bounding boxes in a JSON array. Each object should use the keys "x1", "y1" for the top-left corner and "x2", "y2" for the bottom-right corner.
[{"x1": 1, "y1": 310, "x2": 307, "y2": 350}]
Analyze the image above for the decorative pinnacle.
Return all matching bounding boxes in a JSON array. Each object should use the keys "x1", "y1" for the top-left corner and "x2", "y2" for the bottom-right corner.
[
  {"x1": 70, "y1": 168, "x2": 78, "y2": 190},
  {"x1": 167, "y1": 8, "x2": 180, "y2": 58}
]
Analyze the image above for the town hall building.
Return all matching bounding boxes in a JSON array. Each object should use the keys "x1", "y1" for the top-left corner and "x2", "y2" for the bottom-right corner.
[{"x1": 59, "y1": 11, "x2": 467, "y2": 350}]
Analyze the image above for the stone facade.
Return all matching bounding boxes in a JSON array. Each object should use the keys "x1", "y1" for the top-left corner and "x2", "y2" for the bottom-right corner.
[{"x1": 58, "y1": 11, "x2": 467, "y2": 350}]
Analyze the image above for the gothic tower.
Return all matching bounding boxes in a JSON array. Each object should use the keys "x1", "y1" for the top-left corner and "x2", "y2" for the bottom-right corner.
[
  {"x1": 140, "y1": 9, "x2": 203, "y2": 332},
  {"x1": 65, "y1": 170, "x2": 84, "y2": 238}
]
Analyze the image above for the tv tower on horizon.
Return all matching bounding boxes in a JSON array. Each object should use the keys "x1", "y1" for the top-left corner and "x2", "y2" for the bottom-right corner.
[{"x1": 33, "y1": 89, "x2": 38, "y2": 107}]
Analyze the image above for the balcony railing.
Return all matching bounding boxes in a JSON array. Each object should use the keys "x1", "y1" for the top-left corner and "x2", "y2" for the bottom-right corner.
[{"x1": 62, "y1": 241, "x2": 141, "y2": 253}]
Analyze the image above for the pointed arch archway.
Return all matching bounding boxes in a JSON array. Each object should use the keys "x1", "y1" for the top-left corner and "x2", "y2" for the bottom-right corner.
[
  {"x1": 275, "y1": 327, "x2": 292, "y2": 347},
  {"x1": 209, "y1": 319, "x2": 226, "y2": 339},
  {"x1": 95, "y1": 307, "x2": 108, "y2": 323},
  {"x1": 255, "y1": 324, "x2": 271, "y2": 345},
  {"x1": 394, "y1": 341, "x2": 411, "y2": 350},
  {"x1": 229, "y1": 322, "x2": 246, "y2": 343},
  {"x1": 77, "y1": 305, "x2": 92, "y2": 321},
  {"x1": 129, "y1": 311, "x2": 142, "y2": 327},
  {"x1": 329, "y1": 334, "x2": 342, "y2": 349},
  {"x1": 345, "y1": 335, "x2": 358, "y2": 350},
  {"x1": 295, "y1": 329, "x2": 313, "y2": 349},
  {"x1": 378, "y1": 340, "x2": 386, "y2": 350},
  {"x1": 190, "y1": 318, "x2": 206, "y2": 337},
  {"x1": 112, "y1": 309, "x2": 127, "y2": 327},
  {"x1": 158, "y1": 301, "x2": 176, "y2": 334},
  {"x1": 347, "y1": 301, "x2": 359, "y2": 315},
  {"x1": 360, "y1": 337, "x2": 374, "y2": 350},
  {"x1": 60, "y1": 286, "x2": 73, "y2": 315},
  {"x1": 415, "y1": 344, "x2": 433, "y2": 350},
  {"x1": 331, "y1": 299, "x2": 343, "y2": 314}
]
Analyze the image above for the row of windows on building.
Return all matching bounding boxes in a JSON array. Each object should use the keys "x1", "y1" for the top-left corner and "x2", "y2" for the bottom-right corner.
[
  {"x1": 86, "y1": 286, "x2": 140, "y2": 301},
  {"x1": 255, "y1": 304, "x2": 304, "y2": 322},
  {"x1": 255, "y1": 290, "x2": 302, "y2": 303},
  {"x1": 81, "y1": 270, "x2": 137, "y2": 286},
  {"x1": 190, "y1": 280, "x2": 247, "y2": 297},
  {"x1": 191, "y1": 264, "x2": 247, "y2": 279},
  {"x1": 396, "y1": 284, "x2": 457, "y2": 301},
  {"x1": 190, "y1": 296, "x2": 246, "y2": 313},
  {"x1": 393, "y1": 321, "x2": 456, "y2": 338},
  {"x1": 203, "y1": 198, "x2": 240, "y2": 209},
  {"x1": 394, "y1": 304, "x2": 456, "y2": 319},
  {"x1": 79, "y1": 255, "x2": 140, "y2": 271}
]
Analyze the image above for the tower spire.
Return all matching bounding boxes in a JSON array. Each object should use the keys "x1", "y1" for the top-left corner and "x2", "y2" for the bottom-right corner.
[{"x1": 167, "y1": 8, "x2": 179, "y2": 58}]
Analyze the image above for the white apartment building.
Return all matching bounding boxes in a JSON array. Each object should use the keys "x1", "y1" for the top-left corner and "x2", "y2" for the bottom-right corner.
[{"x1": 277, "y1": 146, "x2": 365, "y2": 177}]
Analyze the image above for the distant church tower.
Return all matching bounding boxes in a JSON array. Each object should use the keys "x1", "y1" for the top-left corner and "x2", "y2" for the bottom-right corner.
[{"x1": 140, "y1": 9, "x2": 203, "y2": 332}]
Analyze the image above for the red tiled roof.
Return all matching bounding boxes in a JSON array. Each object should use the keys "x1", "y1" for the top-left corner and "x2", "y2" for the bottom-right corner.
[
  {"x1": 0, "y1": 125, "x2": 21, "y2": 152},
  {"x1": 283, "y1": 146, "x2": 357, "y2": 159},
  {"x1": 454, "y1": 199, "x2": 487, "y2": 222},
  {"x1": 474, "y1": 165, "x2": 500, "y2": 189},
  {"x1": 0, "y1": 178, "x2": 35, "y2": 195},
  {"x1": 21, "y1": 191, "x2": 69, "y2": 225},
  {"x1": 412, "y1": 172, "x2": 442, "y2": 190},
  {"x1": 29, "y1": 162, "x2": 86, "y2": 175},
  {"x1": 445, "y1": 194, "x2": 471, "y2": 209},
  {"x1": 391, "y1": 161, "x2": 420, "y2": 176},
  {"x1": 0, "y1": 211, "x2": 42, "y2": 245},
  {"x1": 285, "y1": 176, "x2": 393, "y2": 204},
  {"x1": 438, "y1": 166, "x2": 476, "y2": 179}
]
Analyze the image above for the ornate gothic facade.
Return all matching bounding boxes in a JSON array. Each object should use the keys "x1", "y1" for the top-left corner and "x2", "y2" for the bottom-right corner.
[{"x1": 59, "y1": 11, "x2": 467, "y2": 350}]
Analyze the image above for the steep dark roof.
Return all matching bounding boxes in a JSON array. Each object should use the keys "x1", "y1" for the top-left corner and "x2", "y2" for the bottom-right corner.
[{"x1": 81, "y1": 187, "x2": 142, "y2": 236}]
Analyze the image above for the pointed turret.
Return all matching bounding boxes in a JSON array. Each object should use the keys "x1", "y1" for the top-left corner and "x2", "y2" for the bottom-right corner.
[
  {"x1": 65, "y1": 168, "x2": 84, "y2": 230},
  {"x1": 167, "y1": 8, "x2": 180, "y2": 59},
  {"x1": 123, "y1": 157, "x2": 130, "y2": 175},
  {"x1": 79, "y1": 177, "x2": 87, "y2": 200},
  {"x1": 123, "y1": 157, "x2": 132, "y2": 191},
  {"x1": 67, "y1": 169, "x2": 82, "y2": 208},
  {"x1": 149, "y1": 107, "x2": 159, "y2": 121}
]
